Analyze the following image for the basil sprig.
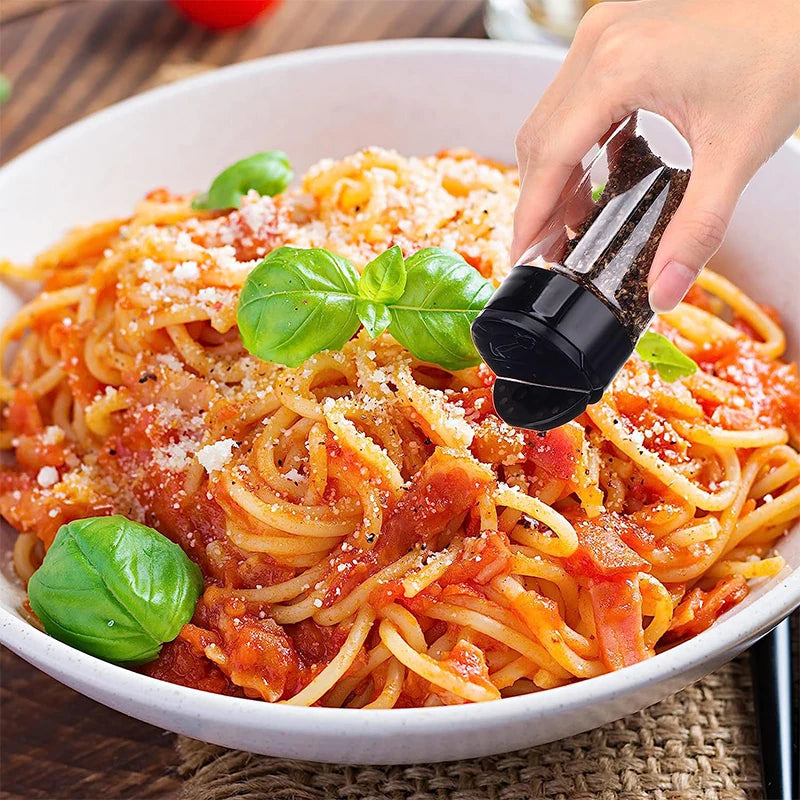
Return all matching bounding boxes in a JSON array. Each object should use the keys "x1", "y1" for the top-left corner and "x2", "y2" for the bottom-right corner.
[
  {"x1": 635, "y1": 330, "x2": 697, "y2": 381},
  {"x1": 192, "y1": 151, "x2": 292, "y2": 210},
  {"x1": 28, "y1": 516, "x2": 202, "y2": 665},
  {"x1": 237, "y1": 245, "x2": 494, "y2": 370}
]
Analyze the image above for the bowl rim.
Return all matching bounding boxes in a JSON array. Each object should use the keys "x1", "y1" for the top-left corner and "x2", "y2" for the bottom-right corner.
[{"x1": 1, "y1": 37, "x2": 799, "y2": 735}]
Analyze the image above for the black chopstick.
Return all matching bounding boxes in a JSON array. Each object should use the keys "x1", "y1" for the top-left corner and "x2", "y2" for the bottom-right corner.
[
  {"x1": 792, "y1": 612, "x2": 799, "y2": 797},
  {"x1": 750, "y1": 614, "x2": 796, "y2": 800}
]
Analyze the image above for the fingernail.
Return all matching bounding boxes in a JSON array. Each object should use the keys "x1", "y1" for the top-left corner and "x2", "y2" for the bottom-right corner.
[{"x1": 649, "y1": 261, "x2": 696, "y2": 313}]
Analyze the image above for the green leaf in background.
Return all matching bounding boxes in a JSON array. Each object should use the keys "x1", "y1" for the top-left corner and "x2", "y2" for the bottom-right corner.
[
  {"x1": 357, "y1": 299, "x2": 392, "y2": 338},
  {"x1": 387, "y1": 247, "x2": 495, "y2": 371},
  {"x1": 27, "y1": 516, "x2": 202, "y2": 665},
  {"x1": 357, "y1": 245, "x2": 406, "y2": 304},
  {"x1": 192, "y1": 150, "x2": 293, "y2": 210},
  {"x1": 0, "y1": 74, "x2": 11, "y2": 105},
  {"x1": 237, "y1": 246, "x2": 361, "y2": 367},
  {"x1": 591, "y1": 182, "x2": 605, "y2": 202},
  {"x1": 635, "y1": 330, "x2": 697, "y2": 382}
]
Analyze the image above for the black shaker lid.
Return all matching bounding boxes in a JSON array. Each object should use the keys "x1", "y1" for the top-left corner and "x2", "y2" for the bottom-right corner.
[{"x1": 470, "y1": 266, "x2": 634, "y2": 430}]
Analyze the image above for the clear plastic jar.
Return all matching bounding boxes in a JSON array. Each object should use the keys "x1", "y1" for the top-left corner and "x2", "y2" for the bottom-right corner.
[
  {"x1": 518, "y1": 116, "x2": 690, "y2": 339},
  {"x1": 471, "y1": 114, "x2": 691, "y2": 430}
]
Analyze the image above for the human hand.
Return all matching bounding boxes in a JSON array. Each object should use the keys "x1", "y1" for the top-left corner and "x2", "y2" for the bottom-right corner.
[{"x1": 511, "y1": 0, "x2": 800, "y2": 312}]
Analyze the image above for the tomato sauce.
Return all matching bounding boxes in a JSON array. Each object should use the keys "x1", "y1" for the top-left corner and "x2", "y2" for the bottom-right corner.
[
  {"x1": 440, "y1": 639, "x2": 495, "y2": 691},
  {"x1": 455, "y1": 386, "x2": 578, "y2": 480},
  {"x1": 144, "y1": 625, "x2": 235, "y2": 695},
  {"x1": 697, "y1": 339, "x2": 800, "y2": 435},
  {"x1": 665, "y1": 575, "x2": 749, "y2": 642},
  {"x1": 438, "y1": 532, "x2": 512, "y2": 587}
]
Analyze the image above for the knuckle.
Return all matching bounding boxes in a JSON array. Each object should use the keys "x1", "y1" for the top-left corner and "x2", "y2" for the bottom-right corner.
[
  {"x1": 593, "y1": 24, "x2": 636, "y2": 70},
  {"x1": 576, "y1": 2, "x2": 621, "y2": 41},
  {"x1": 589, "y1": 23, "x2": 652, "y2": 100}
]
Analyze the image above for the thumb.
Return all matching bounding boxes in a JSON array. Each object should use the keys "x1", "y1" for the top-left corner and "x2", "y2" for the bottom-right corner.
[{"x1": 648, "y1": 159, "x2": 745, "y2": 313}]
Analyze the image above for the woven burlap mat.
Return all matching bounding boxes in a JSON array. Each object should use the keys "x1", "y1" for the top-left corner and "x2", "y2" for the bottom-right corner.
[{"x1": 175, "y1": 653, "x2": 767, "y2": 800}]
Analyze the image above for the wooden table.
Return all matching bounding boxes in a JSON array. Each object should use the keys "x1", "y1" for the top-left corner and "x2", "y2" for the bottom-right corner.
[{"x1": 0, "y1": 2, "x2": 485, "y2": 797}]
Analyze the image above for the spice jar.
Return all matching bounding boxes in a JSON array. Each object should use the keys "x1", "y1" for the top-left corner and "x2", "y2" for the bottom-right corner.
[{"x1": 471, "y1": 115, "x2": 690, "y2": 430}]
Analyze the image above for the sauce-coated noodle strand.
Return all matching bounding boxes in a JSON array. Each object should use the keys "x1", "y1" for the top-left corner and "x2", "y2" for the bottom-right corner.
[
  {"x1": 588, "y1": 399, "x2": 741, "y2": 511},
  {"x1": 495, "y1": 484, "x2": 578, "y2": 557},
  {"x1": 379, "y1": 619, "x2": 500, "y2": 703},
  {"x1": 284, "y1": 606, "x2": 376, "y2": 706}
]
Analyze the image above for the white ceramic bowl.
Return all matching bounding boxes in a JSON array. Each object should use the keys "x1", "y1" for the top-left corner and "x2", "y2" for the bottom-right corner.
[{"x1": 1, "y1": 40, "x2": 799, "y2": 765}]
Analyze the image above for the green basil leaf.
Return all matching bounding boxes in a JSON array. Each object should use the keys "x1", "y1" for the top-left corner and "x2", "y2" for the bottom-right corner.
[
  {"x1": 591, "y1": 182, "x2": 606, "y2": 202},
  {"x1": 635, "y1": 330, "x2": 697, "y2": 382},
  {"x1": 357, "y1": 245, "x2": 406, "y2": 304},
  {"x1": 0, "y1": 74, "x2": 11, "y2": 106},
  {"x1": 27, "y1": 516, "x2": 202, "y2": 665},
  {"x1": 237, "y1": 246, "x2": 361, "y2": 367},
  {"x1": 192, "y1": 151, "x2": 292, "y2": 210},
  {"x1": 387, "y1": 248, "x2": 494, "y2": 371},
  {"x1": 357, "y1": 299, "x2": 392, "y2": 338}
]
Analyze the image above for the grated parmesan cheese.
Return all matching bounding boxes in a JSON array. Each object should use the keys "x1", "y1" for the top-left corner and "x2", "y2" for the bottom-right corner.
[
  {"x1": 37, "y1": 466, "x2": 59, "y2": 488},
  {"x1": 41, "y1": 425, "x2": 63, "y2": 446},
  {"x1": 196, "y1": 439, "x2": 238, "y2": 473},
  {"x1": 173, "y1": 260, "x2": 200, "y2": 281}
]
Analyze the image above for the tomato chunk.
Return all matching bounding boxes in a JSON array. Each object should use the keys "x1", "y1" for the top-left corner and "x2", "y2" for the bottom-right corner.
[
  {"x1": 522, "y1": 428, "x2": 579, "y2": 481},
  {"x1": 664, "y1": 575, "x2": 748, "y2": 642},
  {"x1": 589, "y1": 577, "x2": 650, "y2": 670},
  {"x1": 565, "y1": 513, "x2": 650, "y2": 579},
  {"x1": 376, "y1": 450, "x2": 491, "y2": 562},
  {"x1": 171, "y1": 0, "x2": 277, "y2": 30}
]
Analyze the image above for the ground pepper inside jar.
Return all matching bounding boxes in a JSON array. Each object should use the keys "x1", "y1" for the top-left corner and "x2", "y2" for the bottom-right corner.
[{"x1": 552, "y1": 134, "x2": 690, "y2": 338}]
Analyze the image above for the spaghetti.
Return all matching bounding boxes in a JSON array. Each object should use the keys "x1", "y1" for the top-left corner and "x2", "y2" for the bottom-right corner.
[{"x1": 1, "y1": 148, "x2": 799, "y2": 707}]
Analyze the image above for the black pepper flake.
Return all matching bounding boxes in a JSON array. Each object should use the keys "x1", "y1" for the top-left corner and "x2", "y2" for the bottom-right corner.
[
  {"x1": 108, "y1": 449, "x2": 116, "y2": 456},
  {"x1": 366, "y1": 533, "x2": 376, "y2": 543},
  {"x1": 138, "y1": 372, "x2": 157, "y2": 383}
]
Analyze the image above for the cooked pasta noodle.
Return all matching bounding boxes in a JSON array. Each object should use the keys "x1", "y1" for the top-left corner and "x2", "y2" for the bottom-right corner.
[{"x1": 1, "y1": 148, "x2": 799, "y2": 706}]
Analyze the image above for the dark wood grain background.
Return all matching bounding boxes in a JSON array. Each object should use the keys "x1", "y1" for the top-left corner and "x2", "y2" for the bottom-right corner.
[
  {"x1": 0, "y1": 2, "x2": 485, "y2": 797},
  {"x1": 1, "y1": 0, "x2": 485, "y2": 161}
]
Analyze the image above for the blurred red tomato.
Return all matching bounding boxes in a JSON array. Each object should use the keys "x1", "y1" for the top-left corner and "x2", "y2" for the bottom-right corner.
[{"x1": 171, "y1": 0, "x2": 278, "y2": 30}]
